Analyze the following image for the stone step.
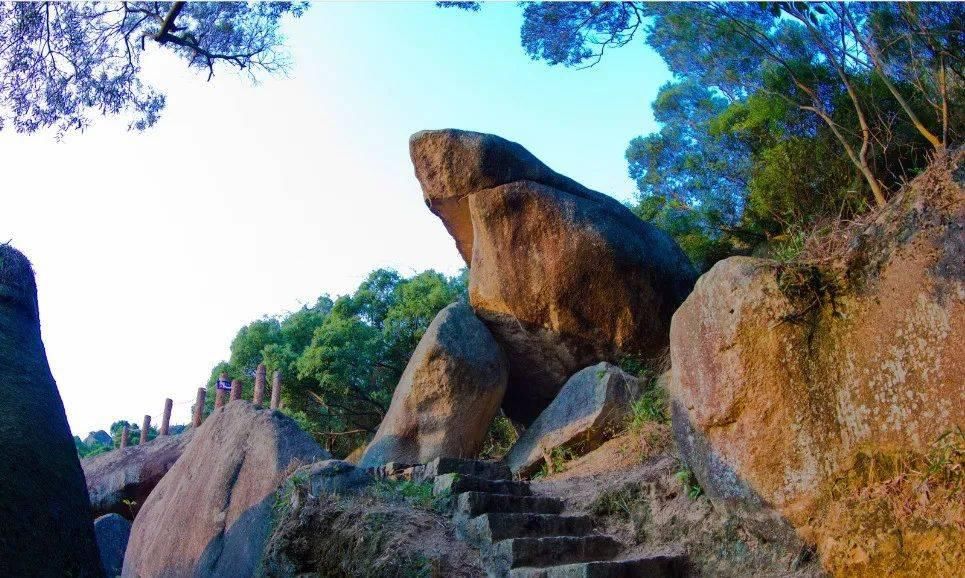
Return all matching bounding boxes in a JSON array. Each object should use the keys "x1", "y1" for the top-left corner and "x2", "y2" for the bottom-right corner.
[
  {"x1": 434, "y1": 473, "x2": 531, "y2": 497},
  {"x1": 461, "y1": 513, "x2": 593, "y2": 548},
  {"x1": 509, "y1": 555, "x2": 687, "y2": 578},
  {"x1": 487, "y1": 536, "x2": 621, "y2": 577},
  {"x1": 457, "y1": 492, "x2": 564, "y2": 517},
  {"x1": 417, "y1": 457, "x2": 512, "y2": 482}
]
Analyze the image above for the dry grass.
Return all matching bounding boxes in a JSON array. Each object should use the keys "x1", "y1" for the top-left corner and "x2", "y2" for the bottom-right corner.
[
  {"x1": 817, "y1": 429, "x2": 965, "y2": 576},
  {"x1": 772, "y1": 147, "x2": 962, "y2": 312},
  {"x1": 791, "y1": 148, "x2": 962, "y2": 280},
  {"x1": 832, "y1": 429, "x2": 964, "y2": 530}
]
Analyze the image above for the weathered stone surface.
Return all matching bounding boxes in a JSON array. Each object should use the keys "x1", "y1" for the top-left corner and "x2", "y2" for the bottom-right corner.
[
  {"x1": 510, "y1": 556, "x2": 687, "y2": 578},
  {"x1": 488, "y1": 535, "x2": 620, "y2": 576},
  {"x1": 410, "y1": 129, "x2": 606, "y2": 263},
  {"x1": 0, "y1": 244, "x2": 103, "y2": 578},
  {"x1": 410, "y1": 129, "x2": 696, "y2": 424},
  {"x1": 434, "y1": 473, "x2": 531, "y2": 497},
  {"x1": 122, "y1": 401, "x2": 328, "y2": 578},
  {"x1": 461, "y1": 513, "x2": 592, "y2": 548},
  {"x1": 83, "y1": 430, "x2": 194, "y2": 519},
  {"x1": 668, "y1": 161, "x2": 965, "y2": 576},
  {"x1": 293, "y1": 459, "x2": 373, "y2": 496},
  {"x1": 418, "y1": 456, "x2": 512, "y2": 482},
  {"x1": 95, "y1": 513, "x2": 131, "y2": 577},
  {"x1": 85, "y1": 430, "x2": 113, "y2": 447},
  {"x1": 506, "y1": 363, "x2": 639, "y2": 476},
  {"x1": 360, "y1": 302, "x2": 508, "y2": 467},
  {"x1": 456, "y1": 492, "x2": 564, "y2": 518}
]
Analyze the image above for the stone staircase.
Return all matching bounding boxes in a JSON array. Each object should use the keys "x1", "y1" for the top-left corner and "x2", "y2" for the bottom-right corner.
[{"x1": 417, "y1": 458, "x2": 685, "y2": 578}]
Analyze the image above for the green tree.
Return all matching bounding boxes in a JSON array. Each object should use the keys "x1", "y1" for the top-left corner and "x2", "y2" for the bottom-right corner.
[
  {"x1": 107, "y1": 419, "x2": 158, "y2": 447},
  {"x1": 203, "y1": 268, "x2": 466, "y2": 456},
  {"x1": 446, "y1": 2, "x2": 958, "y2": 267}
]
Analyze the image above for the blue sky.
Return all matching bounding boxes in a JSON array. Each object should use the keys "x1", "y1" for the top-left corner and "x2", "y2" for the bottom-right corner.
[{"x1": 0, "y1": 3, "x2": 672, "y2": 435}]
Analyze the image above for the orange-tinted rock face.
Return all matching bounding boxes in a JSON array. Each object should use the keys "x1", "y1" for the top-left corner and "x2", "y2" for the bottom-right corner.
[
  {"x1": 668, "y1": 159, "x2": 964, "y2": 576},
  {"x1": 411, "y1": 129, "x2": 697, "y2": 424},
  {"x1": 359, "y1": 302, "x2": 508, "y2": 468}
]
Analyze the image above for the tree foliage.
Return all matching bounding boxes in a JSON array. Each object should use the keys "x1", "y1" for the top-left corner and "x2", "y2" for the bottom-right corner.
[
  {"x1": 0, "y1": 1, "x2": 306, "y2": 134},
  {"x1": 203, "y1": 268, "x2": 467, "y2": 456},
  {"x1": 450, "y1": 1, "x2": 963, "y2": 270}
]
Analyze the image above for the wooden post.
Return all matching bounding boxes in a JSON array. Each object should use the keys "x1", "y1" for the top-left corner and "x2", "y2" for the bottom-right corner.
[
  {"x1": 192, "y1": 387, "x2": 206, "y2": 427},
  {"x1": 215, "y1": 372, "x2": 228, "y2": 409},
  {"x1": 120, "y1": 425, "x2": 130, "y2": 448},
  {"x1": 230, "y1": 378, "x2": 242, "y2": 401},
  {"x1": 253, "y1": 363, "x2": 267, "y2": 407},
  {"x1": 160, "y1": 398, "x2": 173, "y2": 436},
  {"x1": 270, "y1": 370, "x2": 281, "y2": 410},
  {"x1": 140, "y1": 415, "x2": 151, "y2": 445}
]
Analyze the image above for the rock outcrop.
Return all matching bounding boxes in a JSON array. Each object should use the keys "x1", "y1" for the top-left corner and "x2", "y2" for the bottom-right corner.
[
  {"x1": 262, "y1": 483, "x2": 485, "y2": 577},
  {"x1": 290, "y1": 459, "x2": 373, "y2": 496},
  {"x1": 411, "y1": 130, "x2": 696, "y2": 423},
  {"x1": 668, "y1": 157, "x2": 964, "y2": 576},
  {"x1": 359, "y1": 302, "x2": 508, "y2": 467},
  {"x1": 506, "y1": 363, "x2": 640, "y2": 476},
  {"x1": 83, "y1": 430, "x2": 194, "y2": 519},
  {"x1": 122, "y1": 401, "x2": 329, "y2": 578},
  {"x1": 95, "y1": 513, "x2": 131, "y2": 577},
  {"x1": 0, "y1": 244, "x2": 103, "y2": 577}
]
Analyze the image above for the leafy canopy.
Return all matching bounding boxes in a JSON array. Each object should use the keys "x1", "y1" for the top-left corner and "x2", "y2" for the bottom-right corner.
[
  {"x1": 447, "y1": 1, "x2": 962, "y2": 270},
  {"x1": 203, "y1": 268, "x2": 467, "y2": 457},
  {"x1": 0, "y1": 1, "x2": 306, "y2": 135}
]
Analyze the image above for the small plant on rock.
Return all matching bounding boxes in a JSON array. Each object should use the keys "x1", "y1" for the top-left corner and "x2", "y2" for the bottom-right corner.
[
  {"x1": 591, "y1": 482, "x2": 646, "y2": 519},
  {"x1": 676, "y1": 468, "x2": 704, "y2": 500},
  {"x1": 478, "y1": 413, "x2": 518, "y2": 460},
  {"x1": 590, "y1": 482, "x2": 652, "y2": 543},
  {"x1": 533, "y1": 445, "x2": 580, "y2": 479},
  {"x1": 370, "y1": 478, "x2": 449, "y2": 513},
  {"x1": 122, "y1": 498, "x2": 137, "y2": 518}
]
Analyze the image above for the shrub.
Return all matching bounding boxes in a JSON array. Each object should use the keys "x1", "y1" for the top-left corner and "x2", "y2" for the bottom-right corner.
[
  {"x1": 369, "y1": 479, "x2": 448, "y2": 513},
  {"x1": 590, "y1": 482, "x2": 648, "y2": 520},
  {"x1": 478, "y1": 413, "x2": 518, "y2": 460},
  {"x1": 533, "y1": 445, "x2": 580, "y2": 479},
  {"x1": 628, "y1": 384, "x2": 669, "y2": 430}
]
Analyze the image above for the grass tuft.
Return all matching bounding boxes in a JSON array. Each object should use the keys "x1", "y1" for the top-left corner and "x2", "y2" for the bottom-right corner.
[
  {"x1": 675, "y1": 468, "x2": 704, "y2": 500},
  {"x1": 369, "y1": 478, "x2": 449, "y2": 513}
]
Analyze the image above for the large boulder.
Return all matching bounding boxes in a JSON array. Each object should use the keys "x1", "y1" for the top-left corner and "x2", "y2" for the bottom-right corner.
[
  {"x1": 0, "y1": 244, "x2": 103, "y2": 577},
  {"x1": 506, "y1": 362, "x2": 640, "y2": 476},
  {"x1": 291, "y1": 459, "x2": 373, "y2": 496},
  {"x1": 668, "y1": 158, "x2": 964, "y2": 576},
  {"x1": 411, "y1": 130, "x2": 696, "y2": 423},
  {"x1": 83, "y1": 429, "x2": 194, "y2": 519},
  {"x1": 359, "y1": 302, "x2": 507, "y2": 467},
  {"x1": 95, "y1": 514, "x2": 131, "y2": 577},
  {"x1": 122, "y1": 401, "x2": 329, "y2": 578}
]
